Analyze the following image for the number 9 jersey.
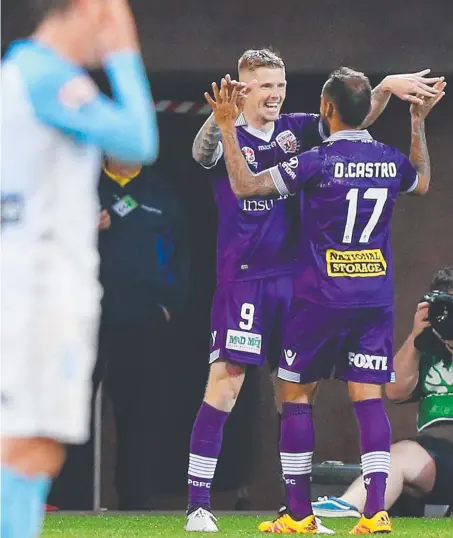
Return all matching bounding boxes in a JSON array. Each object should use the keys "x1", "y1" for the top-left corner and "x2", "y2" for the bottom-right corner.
[{"x1": 269, "y1": 129, "x2": 418, "y2": 307}]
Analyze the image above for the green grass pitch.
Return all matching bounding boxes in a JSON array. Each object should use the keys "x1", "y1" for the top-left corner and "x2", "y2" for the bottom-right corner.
[{"x1": 43, "y1": 514, "x2": 452, "y2": 537}]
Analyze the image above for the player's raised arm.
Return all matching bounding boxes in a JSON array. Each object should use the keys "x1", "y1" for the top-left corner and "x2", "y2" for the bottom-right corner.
[
  {"x1": 407, "y1": 80, "x2": 446, "y2": 195},
  {"x1": 32, "y1": 0, "x2": 158, "y2": 164},
  {"x1": 192, "y1": 113, "x2": 223, "y2": 167},
  {"x1": 361, "y1": 70, "x2": 444, "y2": 129},
  {"x1": 192, "y1": 76, "x2": 246, "y2": 168},
  {"x1": 205, "y1": 79, "x2": 278, "y2": 197}
]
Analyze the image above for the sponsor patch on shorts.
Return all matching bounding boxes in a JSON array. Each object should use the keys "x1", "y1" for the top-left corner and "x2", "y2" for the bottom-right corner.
[
  {"x1": 226, "y1": 330, "x2": 262, "y2": 355},
  {"x1": 326, "y1": 249, "x2": 387, "y2": 277},
  {"x1": 348, "y1": 352, "x2": 388, "y2": 371}
]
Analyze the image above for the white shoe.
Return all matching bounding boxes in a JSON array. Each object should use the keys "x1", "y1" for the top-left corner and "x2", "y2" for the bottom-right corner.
[
  {"x1": 185, "y1": 507, "x2": 219, "y2": 532},
  {"x1": 315, "y1": 517, "x2": 336, "y2": 534}
]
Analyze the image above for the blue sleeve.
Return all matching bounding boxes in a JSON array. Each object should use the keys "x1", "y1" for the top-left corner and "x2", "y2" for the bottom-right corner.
[
  {"x1": 271, "y1": 148, "x2": 323, "y2": 196},
  {"x1": 26, "y1": 50, "x2": 158, "y2": 164}
]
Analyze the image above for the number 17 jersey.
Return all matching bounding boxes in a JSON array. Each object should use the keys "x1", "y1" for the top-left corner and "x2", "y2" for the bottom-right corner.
[{"x1": 270, "y1": 130, "x2": 419, "y2": 307}]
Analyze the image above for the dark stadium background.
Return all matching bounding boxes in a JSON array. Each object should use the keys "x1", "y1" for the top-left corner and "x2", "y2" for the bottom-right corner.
[{"x1": 2, "y1": 0, "x2": 452, "y2": 510}]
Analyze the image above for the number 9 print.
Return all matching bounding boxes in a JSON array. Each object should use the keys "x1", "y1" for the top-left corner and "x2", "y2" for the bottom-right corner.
[{"x1": 239, "y1": 303, "x2": 255, "y2": 330}]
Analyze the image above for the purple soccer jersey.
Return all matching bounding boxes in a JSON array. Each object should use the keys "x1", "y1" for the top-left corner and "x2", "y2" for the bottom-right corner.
[
  {"x1": 207, "y1": 113, "x2": 325, "y2": 283},
  {"x1": 270, "y1": 130, "x2": 418, "y2": 307}
]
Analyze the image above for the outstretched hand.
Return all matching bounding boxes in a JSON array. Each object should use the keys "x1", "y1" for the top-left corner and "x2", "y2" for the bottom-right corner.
[
  {"x1": 410, "y1": 79, "x2": 446, "y2": 119},
  {"x1": 384, "y1": 69, "x2": 445, "y2": 105},
  {"x1": 204, "y1": 77, "x2": 248, "y2": 130}
]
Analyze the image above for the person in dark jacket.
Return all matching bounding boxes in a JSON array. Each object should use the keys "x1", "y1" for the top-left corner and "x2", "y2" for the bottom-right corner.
[
  {"x1": 48, "y1": 159, "x2": 191, "y2": 510},
  {"x1": 98, "y1": 158, "x2": 190, "y2": 326},
  {"x1": 98, "y1": 159, "x2": 191, "y2": 509}
]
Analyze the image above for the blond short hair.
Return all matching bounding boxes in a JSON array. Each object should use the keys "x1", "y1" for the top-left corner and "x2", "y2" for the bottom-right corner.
[{"x1": 238, "y1": 48, "x2": 285, "y2": 72}]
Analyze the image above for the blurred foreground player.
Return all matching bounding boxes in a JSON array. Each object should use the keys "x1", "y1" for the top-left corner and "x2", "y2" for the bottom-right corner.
[
  {"x1": 186, "y1": 48, "x2": 443, "y2": 532},
  {"x1": 1, "y1": 0, "x2": 158, "y2": 536},
  {"x1": 208, "y1": 68, "x2": 445, "y2": 534},
  {"x1": 313, "y1": 267, "x2": 453, "y2": 518}
]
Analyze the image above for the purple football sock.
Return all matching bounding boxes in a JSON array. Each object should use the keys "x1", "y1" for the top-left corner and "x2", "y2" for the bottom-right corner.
[
  {"x1": 280, "y1": 402, "x2": 314, "y2": 521},
  {"x1": 353, "y1": 398, "x2": 391, "y2": 518},
  {"x1": 188, "y1": 402, "x2": 229, "y2": 510}
]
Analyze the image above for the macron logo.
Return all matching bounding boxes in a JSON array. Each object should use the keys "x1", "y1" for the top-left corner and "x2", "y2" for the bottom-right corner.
[
  {"x1": 284, "y1": 349, "x2": 297, "y2": 366},
  {"x1": 211, "y1": 331, "x2": 217, "y2": 346}
]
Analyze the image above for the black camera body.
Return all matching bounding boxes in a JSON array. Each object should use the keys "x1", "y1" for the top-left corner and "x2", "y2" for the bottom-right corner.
[
  {"x1": 414, "y1": 291, "x2": 453, "y2": 361},
  {"x1": 423, "y1": 291, "x2": 453, "y2": 341}
]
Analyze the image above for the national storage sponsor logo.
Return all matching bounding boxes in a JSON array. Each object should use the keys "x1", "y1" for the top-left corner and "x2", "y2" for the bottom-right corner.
[{"x1": 326, "y1": 249, "x2": 387, "y2": 277}]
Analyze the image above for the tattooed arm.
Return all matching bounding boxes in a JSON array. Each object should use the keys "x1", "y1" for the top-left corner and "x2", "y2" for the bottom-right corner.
[
  {"x1": 193, "y1": 76, "x2": 249, "y2": 167},
  {"x1": 406, "y1": 78, "x2": 446, "y2": 195},
  {"x1": 408, "y1": 116, "x2": 430, "y2": 195},
  {"x1": 361, "y1": 71, "x2": 443, "y2": 129},
  {"x1": 192, "y1": 113, "x2": 222, "y2": 167},
  {"x1": 361, "y1": 82, "x2": 392, "y2": 129},
  {"x1": 219, "y1": 124, "x2": 279, "y2": 198},
  {"x1": 219, "y1": 123, "x2": 321, "y2": 199}
]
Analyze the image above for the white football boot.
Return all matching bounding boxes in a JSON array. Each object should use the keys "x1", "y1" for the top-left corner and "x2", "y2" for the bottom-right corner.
[{"x1": 185, "y1": 507, "x2": 219, "y2": 532}]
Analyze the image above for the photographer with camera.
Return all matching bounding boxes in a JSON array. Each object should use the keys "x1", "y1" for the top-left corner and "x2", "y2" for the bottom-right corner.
[{"x1": 312, "y1": 267, "x2": 453, "y2": 518}]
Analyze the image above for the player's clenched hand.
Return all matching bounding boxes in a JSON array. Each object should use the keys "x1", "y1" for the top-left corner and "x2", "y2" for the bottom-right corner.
[
  {"x1": 411, "y1": 302, "x2": 431, "y2": 338},
  {"x1": 205, "y1": 78, "x2": 247, "y2": 130},
  {"x1": 383, "y1": 70, "x2": 444, "y2": 105},
  {"x1": 410, "y1": 80, "x2": 446, "y2": 119},
  {"x1": 98, "y1": 0, "x2": 140, "y2": 57}
]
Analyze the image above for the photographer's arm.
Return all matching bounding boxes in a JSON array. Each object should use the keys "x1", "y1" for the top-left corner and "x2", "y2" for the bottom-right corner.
[
  {"x1": 385, "y1": 335, "x2": 421, "y2": 402},
  {"x1": 385, "y1": 302, "x2": 430, "y2": 402}
]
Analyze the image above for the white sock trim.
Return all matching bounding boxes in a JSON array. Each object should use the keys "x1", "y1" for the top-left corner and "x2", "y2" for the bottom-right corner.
[
  {"x1": 361, "y1": 450, "x2": 390, "y2": 476},
  {"x1": 189, "y1": 453, "x2": 218, "y2": 480},
  {"x1": 281, "y1": 451, "x2": 313, "y2": 475}
]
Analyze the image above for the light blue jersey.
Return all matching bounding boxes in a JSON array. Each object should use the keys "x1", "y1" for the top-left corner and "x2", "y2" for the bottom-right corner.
[
  {"x1": 0, "y1": 39, "x2": 159, "y2": 443},
  {"x1": 1, "y1": 39, "x2": 158, "y2": 317}
]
